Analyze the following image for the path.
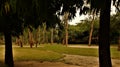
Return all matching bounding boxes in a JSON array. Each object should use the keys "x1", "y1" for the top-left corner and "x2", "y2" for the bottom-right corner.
[{"x1": 14, "y1": 54, "x2": 120, "y2": 67}]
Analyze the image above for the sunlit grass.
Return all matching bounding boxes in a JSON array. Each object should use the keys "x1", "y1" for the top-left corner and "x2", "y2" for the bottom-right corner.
[
  {"x1": 42, "y1": 44, "x2": 120, "y2": 59},
  {"x1": 0, "y1": 44, "x2": 120, "y2": 63},
  {"x1": 43, "y1": 45, "x2": 98, "y2": 57},
  {"x1": 13, "y1": 47, "x2": 64, "y2": 62}
]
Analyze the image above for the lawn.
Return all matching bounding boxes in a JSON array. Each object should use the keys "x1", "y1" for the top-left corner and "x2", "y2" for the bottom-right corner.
[{"x1": 0, "y1": 44, "x2": 120, "y2": 62}]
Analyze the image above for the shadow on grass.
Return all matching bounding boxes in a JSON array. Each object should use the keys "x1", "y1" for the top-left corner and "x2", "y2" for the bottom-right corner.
[{"x1": 0, "y1": 61, "x2": 6, "y2": 67}]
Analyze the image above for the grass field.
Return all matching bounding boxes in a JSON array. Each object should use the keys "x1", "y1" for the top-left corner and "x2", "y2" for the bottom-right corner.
[{"x1": 0, "y1": 44, "x2": 120, "y2": 62}]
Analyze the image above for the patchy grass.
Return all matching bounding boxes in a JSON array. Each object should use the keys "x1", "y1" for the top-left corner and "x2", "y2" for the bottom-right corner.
[
  {"x1": 42, "y1": 44, "x2": 120, "y2": 59},
  {"x1": 43, "y1": 45, "x2": 98, "y2": 57},
  {"x1": 110, "y1": 48, "x2": 120, "y2": 59},
  {"x1": 0, "y1": 44, "x2": 120, "y2": 62},
  {"x1": 13, "y1": 47, "x2": 64, "y2": 62}
]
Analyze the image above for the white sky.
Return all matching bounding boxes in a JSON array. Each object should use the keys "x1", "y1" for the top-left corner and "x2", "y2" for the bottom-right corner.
[{"x1": 69, "y1": 6, "x2": 116, "y2": 25}]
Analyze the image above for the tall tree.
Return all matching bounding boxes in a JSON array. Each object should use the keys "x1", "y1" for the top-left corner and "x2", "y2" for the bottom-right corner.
[
  {"x1": 0, "y1": 0, "x2": 62, "y2": 66},
  {"x1": 63, "y1": 12, "x2": 69, "y2": 46},
  {"x1": 88, "y1": 14, "x2": 95, "y2": 46},
  {"x1": 111, "y1": 12, "x2": 120, "y2": 51},
  {"x1": 0, "y1": 0, "x2": 23, "y2": 66},
  {"x1": 50, "y1": 28, "x2": 54, "y2": 45},
  {"x1": 57, "y1": 0, "x2": 85, "y2": 46},
  {"x1": 99, "y1": 0, "x2": 112, "y2": 66},
  {"x1": 87, "y1": 0, "x2": 116, "y2": 66}
]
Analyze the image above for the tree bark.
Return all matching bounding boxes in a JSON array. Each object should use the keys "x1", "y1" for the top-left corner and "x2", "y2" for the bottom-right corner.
[
  {"x1": 42, "y1": 23, "x2": 46, "y2": 44},
  {"x1": 64, "y1": 12, "x2": 69, "y2": 47},
  {"x1": 51, "y1": 28, "x2": 54, "y2": 45},
  {"x1": 118, "y1": 36, "x2": 120, "y2": 51},
  {"x1": 4, "y1": 32, "x2": 14, "y2": 67},
  {"x1": 88, "y1": 15, "x2": 95, "y2": 46},
  {"x1": 99, "y1": 0, "x2": 112, "y2": 67},
  {"x1": 28, "y1": 28, "x2": 34, "y2": 48}
]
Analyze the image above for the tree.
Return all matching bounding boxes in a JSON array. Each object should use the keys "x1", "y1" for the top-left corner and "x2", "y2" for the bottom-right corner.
[
  {"x1": 87, "y1": 0, "x2": 115, "y2": 66},
  {"x1": 0, "y1": 0, "x2": 23, "y2": 66},
  {"x1": 99, "y1": 0, "x2": 112, "y2": 66},
  {"x1": 50, "y1": 28, "x2": 54, "y2": 45},
  {"x1": 88, "y1": 14, "x2": 95, "y2": 46},
  {"x1": 57, "y1": 0, "x2": 86, "y2": 46},
  {"x1": 0, "y1": 0, "x2": 62, "y2": 66},
  {"x1": 63, "y1": 12, "x2": 69, "y2": 46},
  {"x1": 110, "y1": 13, "x2": 120, "y2": 50}
]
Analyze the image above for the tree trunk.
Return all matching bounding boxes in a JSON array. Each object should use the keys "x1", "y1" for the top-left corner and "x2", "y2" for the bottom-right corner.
[
  {"x1": 17, "y1": 36, "x2": 23, "y2": 47},
  {"x1": 28, "y1": 28, "x2": 34, "y2": 48},
  {"x1": 35, "y1": 28, "x2": 39, "y2": 48},
  {"x1": 42, "y1": 23, "x2": 46, "y2": 44},
  {"x1": 118, "y1": 36, "x2": 120, "y2": 51},
  {"x1": 51, "y1": 28, "x2": 54, "y2": 45},
  {"x1": 99, "y1": 0, "x2": 112, "y2": 67},
  {"x1": 64, "y1": 12, "x2": 69, "y2": 47},
  {"x1": 88, "y1": 15, "x2": 95, "y2": 46},
  {"x1": 4, "y1": 32, "x2": 14, "y2": 67}
]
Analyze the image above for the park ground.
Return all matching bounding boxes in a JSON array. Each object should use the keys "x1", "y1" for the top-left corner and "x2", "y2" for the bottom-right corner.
[{"x1": 0, "y1": 44, "x2": 120, "y2": 67}]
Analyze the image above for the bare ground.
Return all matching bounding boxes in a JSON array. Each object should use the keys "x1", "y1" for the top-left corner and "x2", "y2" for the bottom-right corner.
[
  {"x1": 14, "y1": 54, "x2": 120, "y2": 67},
  {"x1": 15, "y1": 61, "x2": 80, "y2": 67},
  {"x1": 61, "y1": 54, "x2": 120, "y2": 67}
]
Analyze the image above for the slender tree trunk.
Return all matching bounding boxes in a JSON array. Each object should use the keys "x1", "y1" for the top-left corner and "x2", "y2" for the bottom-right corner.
[
  {"x1": 35, "y1": 28, "x2": 39, "y2": 48},
  {"x1": 118, "y1": 36, "x2": 120, "y2": 51},
  {"x1": 64, "y1": 12, "x2": 69, "y2": 47},
  {"x1": 42, "y1": 23, "x2": 46, "y2": 44},
  {"x1": 99, "y1": 0, "x2": 112, "y2": 67},
  {"x1": 28, "y1": 28, "x2": 34, "y2": 48},
  {"x1": 17, "y1": 36, "x2": 23, "y2": 47},
  {"x1": 65, "y1": 18, "x2": 68, "y2": 46},
  {"x1": 51, "y1": 28, "x2": 54, "y2": 45},
  {"x1": 88, "y1": 15, "x2": 95, "y2": 46},
  {"x1": 4, "y1": 32, "x2": 14, "y2": 67}
]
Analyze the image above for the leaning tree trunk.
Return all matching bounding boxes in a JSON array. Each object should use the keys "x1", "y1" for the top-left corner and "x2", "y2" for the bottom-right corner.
[
  {"x1": 4, "y1": 32, "x2": 14, "y2": 67},
  {"x1": 88, "y1": 14, "x2": 95, "y2": 46},
  {"x1": 99, "y1": 0, "x2": 112, "y2": 67}
]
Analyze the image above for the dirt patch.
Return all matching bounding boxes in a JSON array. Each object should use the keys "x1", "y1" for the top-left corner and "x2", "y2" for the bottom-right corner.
[
  {"x1": 14, "y1": 55, "x2": 120, "y2": 67},
  {"x1": 62, "y1": 54, "x2": 120, "y2": 67},
  {"x1": 15, "y1": 61, "x2": 80, "y2": 67}
]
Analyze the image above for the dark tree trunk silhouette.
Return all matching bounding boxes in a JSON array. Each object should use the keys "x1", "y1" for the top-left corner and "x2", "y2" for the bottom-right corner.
[
  {"x1": 99, "y1": 0, "x2": 112, "y2": 67},
  {"x1": 4, "y1": 31, "x2": 14, "y2": 67}
]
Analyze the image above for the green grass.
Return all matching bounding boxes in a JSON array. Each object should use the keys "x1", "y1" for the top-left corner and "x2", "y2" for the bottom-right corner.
[
  {"x1": 110, "y1": 48, "x2": 120, "y2": 59},
  {"x1": 0, "y1": 44, "x2": 120, "y2": 63},
  {"x1": 43, "y1": 45, "x2": 98, "y2": 57},
  {"x1": 43, "y1": 45, "x2": 120, "y2": 59},
  {"x1": 13, "y1": 47, "x2": 64, "y2": 61}
]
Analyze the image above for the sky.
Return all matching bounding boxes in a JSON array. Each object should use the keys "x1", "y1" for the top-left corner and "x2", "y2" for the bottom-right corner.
[{"x1": 69, "y1": 6, "x2": 116, "y2": 25}]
